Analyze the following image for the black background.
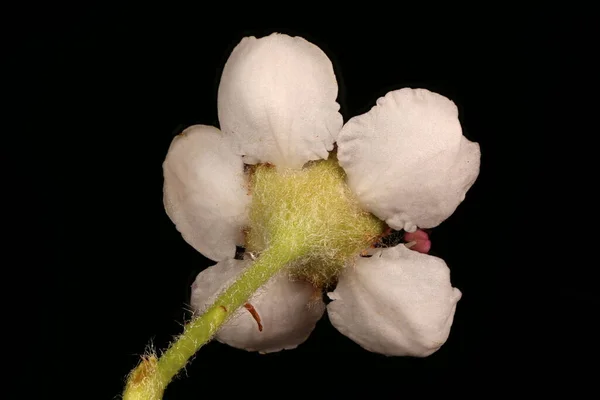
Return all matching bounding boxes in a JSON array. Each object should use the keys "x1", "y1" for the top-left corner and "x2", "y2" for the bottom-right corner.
[{"x1": 8, "y1": 6, "x2": 596, "y2": 399}]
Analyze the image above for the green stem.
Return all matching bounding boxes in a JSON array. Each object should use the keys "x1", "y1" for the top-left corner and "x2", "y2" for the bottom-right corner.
[{"x1": 123, "y1": 244, "x2": 300, "y2": 400}]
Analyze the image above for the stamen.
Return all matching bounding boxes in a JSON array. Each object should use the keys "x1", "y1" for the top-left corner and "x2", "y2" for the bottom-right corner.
[{"x1": 403, "y1": 229, "x2": 432, "y2": 254}]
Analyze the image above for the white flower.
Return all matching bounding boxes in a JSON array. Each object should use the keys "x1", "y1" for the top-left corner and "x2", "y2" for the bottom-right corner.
[{"x1": 163, "y1": 33, "x2": 480, "y2": 356}]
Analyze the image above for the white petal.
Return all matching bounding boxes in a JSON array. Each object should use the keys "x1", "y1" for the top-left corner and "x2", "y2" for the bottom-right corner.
[
  {"x1": 218, "y1": 33, "x2": 343, "y2": 169},
  {"x1": 327, "y1": 245, "x2": 462, "y2": 357},
  {"x1": 337, "y1": 88, "x2": 481, "y2": 230},
  {"x1": 191, "y1": 259, "x2": 325, "y2": 353},
  {"x1": 163, "y1": 125, "x2": 250, "y2": 261}
]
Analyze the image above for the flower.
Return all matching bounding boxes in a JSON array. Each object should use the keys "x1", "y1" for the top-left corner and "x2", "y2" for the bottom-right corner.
[{"x1": 162, "y1": 33, "x2": 480, "y2": 357}]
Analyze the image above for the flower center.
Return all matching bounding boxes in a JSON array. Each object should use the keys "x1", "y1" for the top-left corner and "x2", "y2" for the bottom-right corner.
[{"x1": 245, "y1": 152, "x2": 386, "y2": 288}]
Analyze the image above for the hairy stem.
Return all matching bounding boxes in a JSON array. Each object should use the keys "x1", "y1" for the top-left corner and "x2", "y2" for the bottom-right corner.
[{"x1": 123, "y1": 244, "x2": 300, "y2": 400}]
